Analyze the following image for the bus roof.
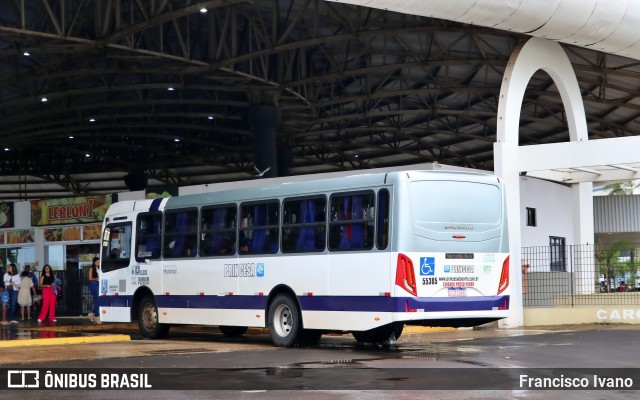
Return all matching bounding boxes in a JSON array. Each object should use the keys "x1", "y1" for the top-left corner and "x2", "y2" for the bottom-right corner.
[{"x1": 162, "y1": 169, "x2": 497, "y2": 210}]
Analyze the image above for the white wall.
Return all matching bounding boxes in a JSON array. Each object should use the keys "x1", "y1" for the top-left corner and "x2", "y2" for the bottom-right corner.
[
  {"x1": 520, "y1": 176, "x2": 575, "y2": 247},
  {"x1": 117, "y1": 190, "x2": 145, "y2": 201},
  {"x1": 13, "y1": 201, "x2": 32, "y2": 229}
]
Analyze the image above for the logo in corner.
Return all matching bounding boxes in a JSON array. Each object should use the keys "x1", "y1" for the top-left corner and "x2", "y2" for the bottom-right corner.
[
  {"x1": 256, "y1": 263, "x2": 264, "y2": 277},
  {"x1": 7, "y1": 370, "x2": 40, "y2": 388}
]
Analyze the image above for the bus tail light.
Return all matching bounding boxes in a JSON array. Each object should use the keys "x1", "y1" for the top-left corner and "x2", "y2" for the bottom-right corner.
[
  {"x1": 395, "y1": 253, "x2": 417, "y2": 296},
  {"x1": 497, "y1": 255, "x2": 510, "y2": 295}
]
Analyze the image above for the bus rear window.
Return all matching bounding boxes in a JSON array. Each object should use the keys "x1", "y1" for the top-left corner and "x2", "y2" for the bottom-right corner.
[{"x1": 410, "y1": 180, "x2": 501, "y2": 224}]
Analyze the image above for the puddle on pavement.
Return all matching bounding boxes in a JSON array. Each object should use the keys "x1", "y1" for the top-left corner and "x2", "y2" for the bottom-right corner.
[{"x1": 0, "y1": 324, "x2": 97, "y2": 340}]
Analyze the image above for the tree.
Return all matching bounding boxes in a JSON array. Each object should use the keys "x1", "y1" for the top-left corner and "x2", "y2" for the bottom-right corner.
[
  {"x1": 594, "y1": 241, "x2": 634, "y2": 292},
  {"x1": 603, "y1": 180, "x2": 640, "y2": 195}
]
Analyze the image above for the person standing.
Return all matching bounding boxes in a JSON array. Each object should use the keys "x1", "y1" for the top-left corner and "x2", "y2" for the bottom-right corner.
[
  {"x1": 3, "y1": 263, "x2": 20, "y2": 323},
  {"x1": 18, "y1": 270, "x2": 36, "y2": 320},
  {"x1": 38, "y1": 264, "x2": 57, "y2": 323},
  {"x1": 87, "y1": 257, "x2": 101, "y2": 323},
  {"x1": 24, "y1": 265, "x2": 39, "y2": 317},
  {"x1": 0, "y1": 276, "x2": 8, "y2": 325},
  {"x1": 24, "y1": 265, "x2": 39, "y2": 289}
]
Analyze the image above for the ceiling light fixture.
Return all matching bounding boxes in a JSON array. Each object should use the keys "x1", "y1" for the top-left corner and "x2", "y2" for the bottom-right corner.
[
  {"x1": 41, "y1": 97, "x2": 47, "y2": 102},
  {"x1": 208, "y1": 115, "x2": 214, "y2": 120},
  {"x1": 174, "y1": 138, "x2": 180, "y2": 142},
  {"x1": 168, "y1": 87, "x2": 175, "y2": 91},
  {"x1": 4, "y1": 148, "x2": 9, "y2": 151},
  {"x1": 23, "y1": 52, "x2": 30, "y2": 56},
  {"x1": 200, "y1": 7, "x2": 208, "y2": 13},
  {"x1": 89, "y1": 118, "x2": 96, "y2": 122},
  {"x1": 85, "y1": 153, "x2": 90, "y2": 158},
  {"x1": 69, "y1": 136, "x2": 74, "y2": 139}
]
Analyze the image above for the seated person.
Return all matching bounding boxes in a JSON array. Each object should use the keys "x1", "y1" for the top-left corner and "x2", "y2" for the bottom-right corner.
[{"x1": 617, "y1": 281, "x2": 628, "y2": 292}]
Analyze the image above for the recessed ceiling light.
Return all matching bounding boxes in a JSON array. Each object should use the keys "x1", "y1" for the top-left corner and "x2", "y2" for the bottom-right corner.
[
  {"x1": 200, "y1": 7, "x2": 207, "y2": 13},
  {"x1": 23, "y1": 52, "x2": 30, "y2": 56},
  {"x1": 168, "y1": 87, "x2": 175, "y2": 91},
  {"x1": 208, "y1": 115, "x2": 214, "y2": 120},
  {"x1": 174, "y1": 138, "x2": 180, "y2": 142},
  {"x1": 85, "y1": 153, "x2": 90, "y2": 158},
  {"x1": 4, "y1": 148, "x2": 9, "y2": 151},
  {"x1": 41, "y1": 97, "x2": 47, "y2": 102},
  {"x1": 89, "y1": 118, "x2": 95, "y2": 122},
  {"x1": 69, "y1": 136, "x2": 74, "y2": 139}
]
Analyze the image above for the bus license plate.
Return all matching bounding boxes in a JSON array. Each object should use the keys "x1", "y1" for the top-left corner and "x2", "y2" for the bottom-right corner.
[{"x1": 448, "y1": 288, "x2": 467, "y2": 297}]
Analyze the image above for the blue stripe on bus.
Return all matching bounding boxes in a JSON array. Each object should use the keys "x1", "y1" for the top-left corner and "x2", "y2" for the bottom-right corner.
[
  {"x1": 149, "y1": 198, "x2": 162, "y2": 212},
  {"x1": 101, "y1": 295, "x2": 509, "y2": 313},
  {"x1": 298, "y1": 295, "x2": 509, "y2": 312}
]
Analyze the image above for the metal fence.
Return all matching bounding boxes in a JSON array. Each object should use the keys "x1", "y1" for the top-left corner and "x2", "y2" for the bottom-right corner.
[{"x1": 522, "y1": 244, "x2": 640, "y2": 307}]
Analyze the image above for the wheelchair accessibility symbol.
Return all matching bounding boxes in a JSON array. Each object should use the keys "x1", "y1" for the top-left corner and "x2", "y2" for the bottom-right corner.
[{"x1": 420, "y1": 257, "x2": 435, "y2": 276}]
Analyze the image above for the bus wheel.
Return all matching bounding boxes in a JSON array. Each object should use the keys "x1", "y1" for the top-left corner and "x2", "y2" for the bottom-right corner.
[
  {"x1": 267, "y1": 294, "x2": 301, "y2": 347},
  {"x1": 219, "y1": 326, "x2": 248, "y2": 337},
  {"x1": 352, "y1": 323, "x2": 404, "y2": 344},
  {"x1": 138, "y1": 296, "x2": 170, "y2": 339}
]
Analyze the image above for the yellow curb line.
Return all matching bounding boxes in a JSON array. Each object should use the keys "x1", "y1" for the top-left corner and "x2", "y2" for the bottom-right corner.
[
  {"x1": 0, "y1": 334, "x2": 131, "y2": 348},
  {"x1": 403, "y1": 326, "x2": 456, "y2": 333}
]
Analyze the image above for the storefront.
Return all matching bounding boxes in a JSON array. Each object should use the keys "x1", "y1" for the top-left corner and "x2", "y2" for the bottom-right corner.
[{"x1": 0, "y1": 195, "x2": 112, "y2": 316}]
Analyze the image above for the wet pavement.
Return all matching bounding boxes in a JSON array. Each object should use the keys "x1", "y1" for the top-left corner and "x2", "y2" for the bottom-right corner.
[
  {"x1": 0, "y1": 316, "x2": 131, "y2": 347},
  {"x1": 1, "y1": 322, "x2": 639, "y2": 399}
]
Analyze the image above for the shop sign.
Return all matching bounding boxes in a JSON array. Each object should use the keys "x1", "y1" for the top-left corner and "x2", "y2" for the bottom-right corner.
[{"x1": 31, "y1": 195, "x2": 112, "y2": 226}]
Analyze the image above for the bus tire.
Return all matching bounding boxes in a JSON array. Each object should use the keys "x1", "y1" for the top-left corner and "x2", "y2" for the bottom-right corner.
[
  {"x1": 138, "y1": 296, "x2": 170, "y2": 339},
  {"x1": 267, "y1": 294, "x2": 301, "y2": 347},
  {"x1": 352, "y1": 323, "x2": 404, "y2": 344},
  {"x1": 219, "y1": 326, "x2": 248, "y2": 337}
]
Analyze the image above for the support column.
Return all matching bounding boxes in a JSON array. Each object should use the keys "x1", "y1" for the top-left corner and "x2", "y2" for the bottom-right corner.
[
  {"x1": 248, "y1": 104, "x2": 281, "y2": 178},
  {"x1": 494, "y1": 141, "x2": 524, "y2": 328},
  {"x1": 572, "y1": 182, "x2": 595, "y2": 294},
  {"x1": 495, "y1": 37, "x2": 591, "y2": 328}
]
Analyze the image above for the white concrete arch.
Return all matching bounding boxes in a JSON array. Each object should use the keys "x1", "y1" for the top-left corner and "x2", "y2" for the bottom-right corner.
[
  {"x1": 496, "y1": 37, "x2": 588, "y2": 144},
  {"x1": 494, "y1": 37, "x2": 592, "y2": 328}
]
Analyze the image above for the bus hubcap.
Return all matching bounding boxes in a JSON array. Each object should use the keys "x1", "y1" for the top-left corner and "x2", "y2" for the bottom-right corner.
[
  {"x1": 142, "y1": 303, "x2": 157, "y2": 330},
  {"x1": 273, "y1": 304, "x2": 292, "y2": 337}
]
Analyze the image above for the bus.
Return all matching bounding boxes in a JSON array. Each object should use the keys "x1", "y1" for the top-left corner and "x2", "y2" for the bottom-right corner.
[{"x1": 98, "y1": 170, "x2": 509, "y2": 346}]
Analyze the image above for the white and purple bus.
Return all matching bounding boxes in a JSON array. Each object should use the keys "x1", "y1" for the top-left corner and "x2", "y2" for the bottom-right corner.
[{"x1": 98, "y1": 170, "x2": 509, "y2": 346}]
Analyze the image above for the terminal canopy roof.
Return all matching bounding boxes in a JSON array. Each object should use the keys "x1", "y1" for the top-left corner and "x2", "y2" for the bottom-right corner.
[{"x1": 1, "y1": 1, "x2": 640, "y2": 200}]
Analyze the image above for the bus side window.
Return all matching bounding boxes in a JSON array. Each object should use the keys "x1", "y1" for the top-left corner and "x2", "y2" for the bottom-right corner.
[
  {"x1": 136, "y1": 212, "x2": 162, "y2": 260},
  {"x1": 329, "y1": 192, "x2": 374, "y2": 251},
  {"x1": 376, "y1": 189, "x2": 390, "y2": 250},
  {"x1": 201, "y1": 205, "x2": 237, "y2": 256},
  {"x1": 240, "y1": 201, "x2": 279, "y2": 254},
  {"x1": 282, "y1": 196, "x2": 326, "y2": 253},
  {"x1": 164, "y1": 209, "x2": 198, "y2": 258}
]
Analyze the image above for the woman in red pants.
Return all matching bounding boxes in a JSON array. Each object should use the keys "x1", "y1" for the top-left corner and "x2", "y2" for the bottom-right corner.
[{"x1": 38, "y1": 264, "x2": 57, "y2": 323}]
